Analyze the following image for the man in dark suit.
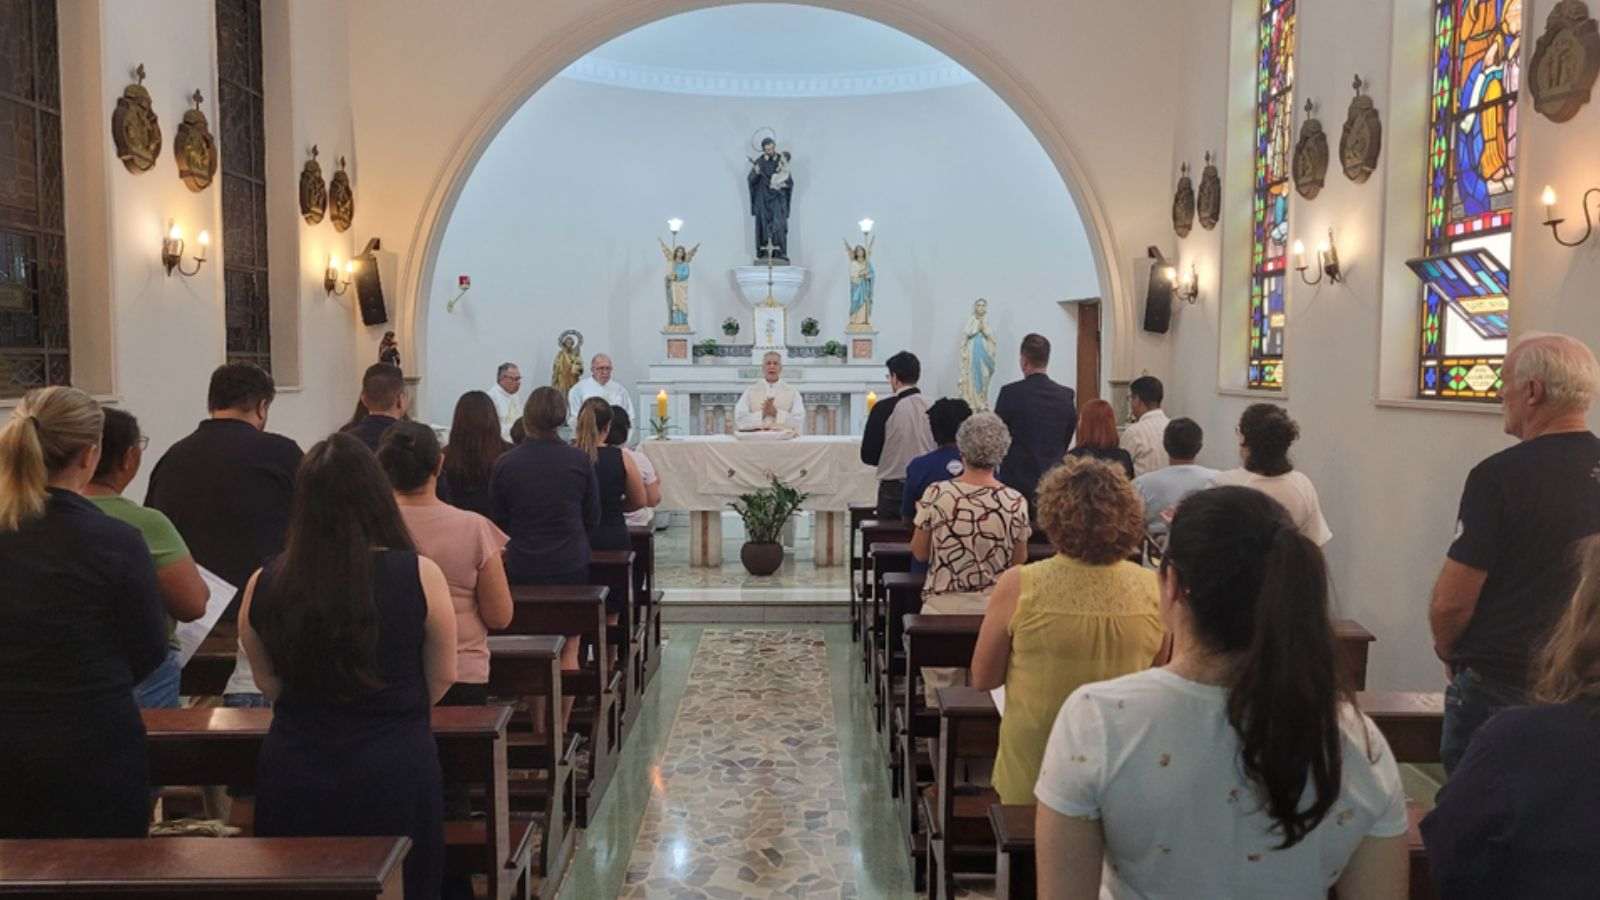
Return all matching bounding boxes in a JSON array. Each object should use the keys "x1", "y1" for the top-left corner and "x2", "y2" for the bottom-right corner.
[
  {"x1": 341, "y1": 362, "x2": 407, "y2": 451},
  {"x1": 994, "y1": 333, "x2": 1077, "y2": 514}
]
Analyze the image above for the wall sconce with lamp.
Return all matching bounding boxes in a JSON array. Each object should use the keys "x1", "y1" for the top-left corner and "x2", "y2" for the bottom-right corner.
[
  {"x1": 1540, "y1": 185, "x2": 1600, "y2": 247},
  {"x1": 161, "y1": 222, "x2": 208, "y2": 277},
  {"x1": 1293, "y1": 228, "x2": 1342, "y2": 285},
  {"x1": 325, "y1": 257, "x2": 355, "y2": 296},
  {"x1": 1162, "y1": 262, "x2": 1200, "y2": 304}
]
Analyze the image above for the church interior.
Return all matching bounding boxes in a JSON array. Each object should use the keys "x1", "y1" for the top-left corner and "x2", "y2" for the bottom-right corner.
[{"x1": 4, "y1": 0, "x2": 1598, "y2": 897}]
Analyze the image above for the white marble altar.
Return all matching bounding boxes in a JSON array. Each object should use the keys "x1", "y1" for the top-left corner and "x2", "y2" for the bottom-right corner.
[
  {"x1": 640, "y1": 358, "x2": 887, "y2": 437},
  {"x1": 638, "y1": 435, "x2": 876, "y2": 567}
]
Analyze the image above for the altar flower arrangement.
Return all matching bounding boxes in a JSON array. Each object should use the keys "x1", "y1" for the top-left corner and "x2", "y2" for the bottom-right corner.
[
  {"x1": 728, "y1": 475, "x2": 810, "y2": 575},
  {"x1": 721, "y1": 316, "x2": 741, "y2": 338}
]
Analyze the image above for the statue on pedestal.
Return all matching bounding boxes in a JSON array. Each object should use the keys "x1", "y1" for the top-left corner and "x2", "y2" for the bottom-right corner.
[
  {"x1": 844, "y1": 236, "x2": 876, "y2": 332},
  {"x1": 747, "y1": 133, "x2": 793, "y2": 263},
  {"x1": 551, "y1": 329, "x2": 584, "y2": 396},
  {"x1": 659, "y1": 239, "x2": 699, "y2": 333},
  {"x1": 959, "y1": 299, "x2": 997, "y2": 411}
]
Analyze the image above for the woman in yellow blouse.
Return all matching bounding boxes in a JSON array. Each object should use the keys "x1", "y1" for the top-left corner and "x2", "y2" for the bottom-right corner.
[{"x1": 971, "y1": 455, "x2": 1166, "y2": 803}]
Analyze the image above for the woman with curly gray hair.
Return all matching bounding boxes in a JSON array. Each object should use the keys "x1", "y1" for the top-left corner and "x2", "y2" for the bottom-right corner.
[{"x1": 910, "y1": 412, "x2": 1032, "y2": 698}]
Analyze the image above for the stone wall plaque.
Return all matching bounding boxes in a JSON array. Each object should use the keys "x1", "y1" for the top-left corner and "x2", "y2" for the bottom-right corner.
[
  {"x1": 173, "y1": 90, "x2": 217, "y2": 192},
  {"x1": 329, "y1": 156, "x2": 355, "y2": 233},
  {"x1": 1340, "y1": 76, "x2": 1383, "y2": 184},
  {"x1": 1292, "y1": 98, "x2": 1328, "y2": 200},
  {"x1": 111, "y1": 65, "x2": 161, "y2": 174},
  {"x1": 1531, "y1": 0, "x2": 1600, "y2": 123},
  {"x1": 1172, "y1": 163, "x2": 1195, "y2": 237},
  {"x1": 1197, "y1": 151, "x2": 1220, "y2": 230},
  {"x1": 300, "y1": 145, "x2": 327, "y2": 225}
]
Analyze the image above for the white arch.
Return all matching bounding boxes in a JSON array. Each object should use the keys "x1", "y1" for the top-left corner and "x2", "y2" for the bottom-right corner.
[{"x1": 396, "y1": 0, "x2": 1133, "y2": 396}]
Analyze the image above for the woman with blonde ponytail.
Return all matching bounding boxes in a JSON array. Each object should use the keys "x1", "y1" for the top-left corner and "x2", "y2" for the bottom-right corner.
[
  {"x1": 1422, "y1": 536, "x2": 1600, "y2": 897},
  {"x1": 0, "y1": 387, "x2": 167, "y2": 838}
]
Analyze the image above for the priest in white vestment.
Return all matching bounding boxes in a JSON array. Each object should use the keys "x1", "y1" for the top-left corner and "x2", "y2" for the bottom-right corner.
[
  {"x1": 736, "y1": 352, "x2": 806, "y2": 433},
  {"x1": 567, "y1": 353, "x2": 633, "y2": 426},
  {"x1": 488, "y1": 362, "x2": 523, "y2": 440}
]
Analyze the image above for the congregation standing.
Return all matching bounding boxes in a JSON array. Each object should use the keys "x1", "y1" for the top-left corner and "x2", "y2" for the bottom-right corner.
[{"x1": 4, "y1": 328, "x2": 1600, "y2": 898}]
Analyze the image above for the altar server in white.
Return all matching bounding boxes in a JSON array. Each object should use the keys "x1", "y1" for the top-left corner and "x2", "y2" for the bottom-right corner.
[
  {"x1": 567, "y1": 354, "x2": 633, "y2": 426},
  {"x1": 736, "y1": 352, "x2": 806, "y2": 433},
  {"x1": 489, "y1": 362, "x2": 523, "y2": 440}
]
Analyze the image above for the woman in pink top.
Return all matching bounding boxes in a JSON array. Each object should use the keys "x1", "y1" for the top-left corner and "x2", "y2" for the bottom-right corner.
[{"x1": 378, "y1": 421, "x2": 513, "y2": 703}]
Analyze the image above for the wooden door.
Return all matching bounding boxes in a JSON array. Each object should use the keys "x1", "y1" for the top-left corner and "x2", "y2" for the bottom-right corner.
[{"x1": 1075, "y1": 301, "x2": 1101, "y2": 408}]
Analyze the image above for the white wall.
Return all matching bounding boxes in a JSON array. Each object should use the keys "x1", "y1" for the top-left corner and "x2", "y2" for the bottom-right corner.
[
  {"x1": 1165, "y1": 0, "x2": 1600, "y2": 692},
  {"x1": 421, "y1": 78, "x2": 1094, "y2": 421},
  {"x1": 49, "y1": 0, "x2": 363, "y2": 497},
  {"x1": 345, "y1": 0, "x2": 1189, "y2": 393}
]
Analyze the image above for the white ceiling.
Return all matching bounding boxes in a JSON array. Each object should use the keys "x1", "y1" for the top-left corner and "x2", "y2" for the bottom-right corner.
[{"x1": 560, "y1": 4, "x2": 974, "y2": 97}]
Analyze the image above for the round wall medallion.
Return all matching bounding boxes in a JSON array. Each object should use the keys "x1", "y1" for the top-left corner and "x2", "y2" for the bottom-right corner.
[
  {"x1": 1172, "y1": 163, "x2": 1195, "y2": 238},
  {"x1": 329, "y1": 156, "x2": 355, "y2": 233},
  {"x1": 300, "y1": 145, "x2": 328, "y2": 225},
  {"x1": 173, "y1": 90, "x2": 217, "y2": 192},
  {"x1": 111, "y1": 65, "x2": 161, "y2": 174},
  {"x1": 1197, "y1": 151, "x2": 1221, "y2": 230},
  {"x1": 1339, "y1": 76, "x2": 1382, "y2": 184},
  {"x1": 1292, "y1": 99, "x2": 1328, "y2": 200}
]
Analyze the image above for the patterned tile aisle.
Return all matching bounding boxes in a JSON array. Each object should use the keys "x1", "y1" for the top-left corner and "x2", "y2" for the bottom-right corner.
[{"x1": 621, "y1": 629, "x2": 857, "y2": 898}]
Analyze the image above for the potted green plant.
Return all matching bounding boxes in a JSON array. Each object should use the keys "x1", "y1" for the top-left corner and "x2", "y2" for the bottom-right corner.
[
  {"x1": 820, "y1": 339, "x2": 847, "y2": 364},
  {"x1": 800, "y1": 317, "x2": 820, "y2": 343},
  {"x1": 721, "y1": 316, "x2": 741, "y2": 339},
  {"x1": 728, "y1": 476, "x2": 810, "y2": 575},
  {"x1": 693, "y1": 337, "x2": 720, "y2": 364}
]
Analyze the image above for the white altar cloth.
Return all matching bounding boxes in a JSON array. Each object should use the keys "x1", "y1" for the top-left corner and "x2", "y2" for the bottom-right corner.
[
  {"x1": 640, "y1": 435, "x2": 875, "y2": 512},
  {"x1": 639, "y1": 436, "x2": 875, "y2": 567}
]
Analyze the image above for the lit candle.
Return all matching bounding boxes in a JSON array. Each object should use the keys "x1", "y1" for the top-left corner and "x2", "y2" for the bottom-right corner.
[
  {"x1": 1542, "y1": 185, "x2": 1558, "y2": 220},
  {"x1": 656, "y1": 389, "x2": 668, "y2": 420},
  {"x1": 195, "y1": 230, "x2": 210, "y2": 261},
  {"x1": 865, "y1": 391, "x2": 878, "y2": 411},
  {"x1": 1292, "y1": 239, "x2": 1307, "y2": 271}
]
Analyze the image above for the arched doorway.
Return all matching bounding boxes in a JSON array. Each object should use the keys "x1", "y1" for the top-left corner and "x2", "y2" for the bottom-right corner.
[{"x1": 393, "y1": 0, "x2": 1132, "y2": 403}]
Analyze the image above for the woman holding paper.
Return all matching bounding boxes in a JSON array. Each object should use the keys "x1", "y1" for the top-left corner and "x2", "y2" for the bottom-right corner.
[{"x1": 84, "y1": 407, "x2": 208, "y2": 709}]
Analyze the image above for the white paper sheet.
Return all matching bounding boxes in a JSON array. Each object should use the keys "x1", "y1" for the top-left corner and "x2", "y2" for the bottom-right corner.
[
  {"x1": 990, "y1": 685, "x2": 1005, "y2": 717},
  {"x1": 173, "y1": 566, "x2": 237, "y2": 668}
]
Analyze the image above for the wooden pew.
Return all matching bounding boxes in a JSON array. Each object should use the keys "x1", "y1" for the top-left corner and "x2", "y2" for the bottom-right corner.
[
  {"x1": 1335, "y1": 619, "x2": 1376, "y2": 691},
  {"x1": 848, "y1": 502, "x2": 878, "y2": 639},
  {"x1": 179, "y1": 623, "x2": 238, "y2": 697},
  {"x1": 866, "y1": 539, "x2": 914, "y2": 700},
  {"x1": 484, "y1": 635, "x2": 577, "y2": 890},
  {"x1": 898, "y1": 612, "x2": 984, "y2": 893},
  {"x1": 878, "y1": 572, "x2": 925, "y2": 759},
  {"x1": 929, "y1": 686, "x2": 1002, "y2": 900},
  {"x1": 142, "y1": 706, "x2": 537, "y2": 900},
  {"x1": 0, "y1": 836, "x2": 411, "y2": 899},
  {"x1": 628, "y1": 525, "x2": 663, "y2": 688},
  {"x1": 1357, "y1": 691, "x2": 1444, "y2": 764},
  {"x1": 505, "y1": 584, "x2": 619, "y2": 828},
  {"x1": 988, "y1": 803, "x2": 1436, "y2": 900},
  {"x1": 588, "y1": 550, "x2": 640, "y2": 736},
  {"x1": 859, "y1": 519, "x2": 912, "y2": 668}
]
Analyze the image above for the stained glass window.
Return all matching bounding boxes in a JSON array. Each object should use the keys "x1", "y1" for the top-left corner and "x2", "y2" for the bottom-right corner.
[
  {"x1": 1248, "y1": 0, "x2": 1295, "y2": 390},
  {"x1": 0, "y1": 0, "x2": 70, "y2": 398},
  {"x1": 217, "y1": 0, "x2": 271, "y2": 372},
  {"x1": 1415, "y1": 0, "x2": 1521, "y2": 401}
]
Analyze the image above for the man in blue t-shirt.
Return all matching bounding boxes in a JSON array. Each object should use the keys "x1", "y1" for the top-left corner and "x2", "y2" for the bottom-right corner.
[
  {"x1": 900, "y1": 399, "x2": 974, "y2": 575},
  {"x1": 1429, "y1": 333, "x2": 1600, "y2": 773}
]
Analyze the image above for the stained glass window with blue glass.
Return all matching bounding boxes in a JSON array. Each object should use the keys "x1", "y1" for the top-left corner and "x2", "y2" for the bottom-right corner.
[
  {"x1": 1412, "y1": 0, "x2": 1520, "y2": 401},
  {"x1": 1248, "y1": 0, "x2": 1295, "y2": 389}
]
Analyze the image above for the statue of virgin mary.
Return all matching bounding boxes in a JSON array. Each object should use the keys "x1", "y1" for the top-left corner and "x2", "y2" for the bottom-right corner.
[{"x1": 958, "y1": 299, "x2": 997, "y2": 411}]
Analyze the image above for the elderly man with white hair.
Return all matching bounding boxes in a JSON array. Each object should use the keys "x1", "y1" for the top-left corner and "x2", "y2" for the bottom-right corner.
[
  {"x1": 1430, "y1": 332, "x2": 1600, "y2": 773},
  {"x1": 567, "y1": 353, "x2": 633, "y2": 429},
  {"x1": 735, "y1": 352, "x2": 806, "y2": 433}
]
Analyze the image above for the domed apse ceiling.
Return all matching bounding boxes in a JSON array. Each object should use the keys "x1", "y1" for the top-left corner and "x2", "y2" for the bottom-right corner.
[{"x1": 559, "y1": 3, "x2": 976, "y2": 98}]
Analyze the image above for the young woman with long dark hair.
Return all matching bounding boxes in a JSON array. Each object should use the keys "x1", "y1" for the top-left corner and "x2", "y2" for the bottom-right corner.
[
  {"x1": 438, "y1": 390, "x2": 509, "y2": 518},
  {"x1": 238, "y1": 432, "x2": 457, "y2": 899},
  {"x1": 1032, "y1": 486, "x2": 1407, "y2": 898}
]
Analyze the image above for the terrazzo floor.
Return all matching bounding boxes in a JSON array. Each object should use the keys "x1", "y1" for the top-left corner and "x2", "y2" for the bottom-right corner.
[
  {"x1": 558, "y1": 625, "x2": 916, "y2": 899},
  {"x1": 654, "y1": 519, "x2": 851, "y2": 593}
]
